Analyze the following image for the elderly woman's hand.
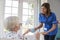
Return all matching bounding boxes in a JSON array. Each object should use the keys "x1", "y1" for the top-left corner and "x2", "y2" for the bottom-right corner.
[{"x1": 23, "y1": 29, "x2": 30, "y2": 36}]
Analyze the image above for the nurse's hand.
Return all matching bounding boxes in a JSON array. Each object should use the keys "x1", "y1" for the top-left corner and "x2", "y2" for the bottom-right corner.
[{"x1": 41, "y1": 32, "x2": 49, "y2": 35}]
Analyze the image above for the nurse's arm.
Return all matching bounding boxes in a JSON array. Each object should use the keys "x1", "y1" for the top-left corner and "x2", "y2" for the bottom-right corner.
[
  {"x1": 34, "y1": 23, "x2": 43, "y2": 31},
  {"x1": 23, "y1": 23, "x2": 43, "y2": 35},
  {"x1": 47, "y1": 24, "x2": 57, "y2": 33}
]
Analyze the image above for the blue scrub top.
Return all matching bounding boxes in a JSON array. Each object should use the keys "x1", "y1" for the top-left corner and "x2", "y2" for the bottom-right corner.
[{"x1": 39, "y1": 12, "x2": 58, "y2": 35}]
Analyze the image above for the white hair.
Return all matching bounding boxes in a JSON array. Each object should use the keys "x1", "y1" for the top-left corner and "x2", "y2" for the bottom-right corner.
[{"x1": 4, "y1": 16, "x2": 20, "y2": 31}]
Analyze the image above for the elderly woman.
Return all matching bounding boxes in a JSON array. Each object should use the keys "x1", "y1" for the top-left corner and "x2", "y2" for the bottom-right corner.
[{"x1": 4, "y1": 16, "x2": 23, "y2": 40}]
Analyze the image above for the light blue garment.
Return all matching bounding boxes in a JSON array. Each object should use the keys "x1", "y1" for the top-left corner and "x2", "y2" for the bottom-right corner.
[{"x1": 29, "y1": 28, "x2": 35, "y2": 33}]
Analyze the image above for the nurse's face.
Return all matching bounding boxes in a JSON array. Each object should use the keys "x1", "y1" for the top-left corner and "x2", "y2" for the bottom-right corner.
[{"x1": 41, "y1": 6, "x2": 47, "y2": 14}]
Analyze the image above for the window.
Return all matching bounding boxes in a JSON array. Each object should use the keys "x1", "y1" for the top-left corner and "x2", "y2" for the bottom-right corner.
[
  {"x1": 4, "y1": 0, "x2": 19, "y2": 19},
  {"x1": 22, "y1": 2, "x2": 35, "y2": 33},
  {"x1": 4, "y1": 0, "x2": 37, "y2": 34}
]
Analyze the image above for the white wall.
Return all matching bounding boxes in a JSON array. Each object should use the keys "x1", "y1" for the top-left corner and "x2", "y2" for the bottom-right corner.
[
  {"x1": 0, "y1": 0, "x2": 5, "y2": 38},
  {"x1": 0, "y1": 0, "x2": 4, "y2": 26},
  {"x1": 48, "y1": 0, "x2": 60, "y2": 21}
]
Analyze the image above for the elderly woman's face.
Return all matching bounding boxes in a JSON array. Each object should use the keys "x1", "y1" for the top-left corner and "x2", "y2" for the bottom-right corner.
[
  {"x1": 14, "y1": 23, "x2": 20, "y2": 32},
  {"x1": 41, "y1": 6, "x2": 47, "y2": 14}
]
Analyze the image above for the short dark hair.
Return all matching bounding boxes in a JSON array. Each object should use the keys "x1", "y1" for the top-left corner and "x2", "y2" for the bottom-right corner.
[{"x1": 41, "y1": 3, "x2": 51, "y2": 15}]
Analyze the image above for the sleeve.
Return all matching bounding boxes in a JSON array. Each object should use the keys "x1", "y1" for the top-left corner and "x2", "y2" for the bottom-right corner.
[
  {"x1": 39, "y1": 13, "x2": 43, "y2": 23},
  {"x1": 52, "y1": 13, "x2": 58, "y2": 24}
]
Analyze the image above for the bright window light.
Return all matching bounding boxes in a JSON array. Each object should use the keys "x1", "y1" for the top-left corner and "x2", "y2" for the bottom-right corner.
[
  {"x1": 23, "y1": 9, "x2": 28, "y2": 15},
  {"x1": 4, "y1": 14, "x2": 11, "y2": 19},
  {"x1": 5, "y1": 7, "x2": 11, "y2": 13},
  {"x1": 23, "y1": 2, "x2": 28, "y2": 8},
  {"x1": 5, "y1": 0, "x2": 12, "y2": 6},
  {"x1": 12, "y1": 1, "x2": 18, "y2": 7},
  {"x1": 22, "y1": 16, "x2": 28, "y2": 22},
  {"x1": 4, "y1": 0, "x2": 18, "y2": 19},
  {"x1": 12, "y1": 8, "x2": 18, "y2": 14}
]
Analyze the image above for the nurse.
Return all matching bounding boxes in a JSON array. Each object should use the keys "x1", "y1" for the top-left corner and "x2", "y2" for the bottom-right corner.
[{"x1": 23, "y1": 3, "x2": 58, "y2": 40}]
